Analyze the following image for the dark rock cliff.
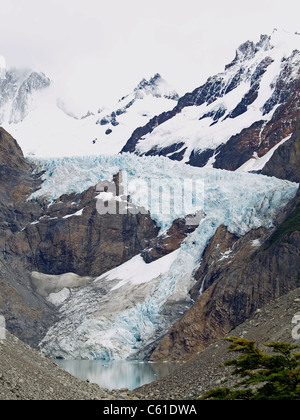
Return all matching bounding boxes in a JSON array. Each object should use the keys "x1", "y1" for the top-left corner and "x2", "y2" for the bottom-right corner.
[
  {"x1": 0, "y1": 128, "x2": 56, "y2": 347},
  {"x1": 262, "y1": 119, "x2": 300, "y2": 182},
  {"x1": 121, "y1": 35, "x2": 300, "y2": 172},
  {"x1": 7, "y1": 186, "x2": 159, "y2": 277}
]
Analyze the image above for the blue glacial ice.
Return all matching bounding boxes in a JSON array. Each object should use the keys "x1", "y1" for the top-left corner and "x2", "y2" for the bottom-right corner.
[
  {"x1": 30, "y1": 153, "x2": 298, "y2": 232},
  {"x1": 35, "y1": 154, "x2": 299, "y2": 360}
]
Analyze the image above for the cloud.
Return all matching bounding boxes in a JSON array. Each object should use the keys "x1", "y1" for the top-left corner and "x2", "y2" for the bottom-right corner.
[
  {"x1": 0, "y1": 56, "x2": 6, "y2": 80},
  {"x1": 0, "y1": 0, "x2": 299, "y2": 110}
]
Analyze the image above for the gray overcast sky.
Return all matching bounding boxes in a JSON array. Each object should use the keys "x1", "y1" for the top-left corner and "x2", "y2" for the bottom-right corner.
[{"x1": 0, "y1": 0, "x2": 299, "y2": 112}]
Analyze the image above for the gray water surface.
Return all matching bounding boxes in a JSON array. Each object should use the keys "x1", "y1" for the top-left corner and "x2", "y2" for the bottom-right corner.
[{"x1": 54, "y1": 359, "x2": 180, "y2": 390}]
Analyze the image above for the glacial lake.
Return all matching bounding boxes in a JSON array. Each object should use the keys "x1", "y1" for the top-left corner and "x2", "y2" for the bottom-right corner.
[{"x1": 53, "y1": 359, "x2": 180, "y2": 390}]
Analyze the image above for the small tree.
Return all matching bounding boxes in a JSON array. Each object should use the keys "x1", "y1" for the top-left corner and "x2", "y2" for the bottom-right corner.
[{"x1": 201, "y1": 337, "x2": 300, "y2": 400}]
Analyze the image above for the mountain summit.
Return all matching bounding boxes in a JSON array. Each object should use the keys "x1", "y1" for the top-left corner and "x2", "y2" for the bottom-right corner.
[
  {"x1": 133, "y1": 73, "x2": 179, "y2": 100},
  {"x1": 1, "y1": 30, "x2": 299, "y2": 167},
  {"x1": 3, "y1": 72, "x2": 179, "y2": 158},
  {"x1": 122, "y1": 30, "x2": 300, "y2": 173},
  {"x1": 0, "y1": 63, "x2": 51, "y2": 125},
  {"x1": 96, "y1": 73, "x2": 179, "y2": 130}
]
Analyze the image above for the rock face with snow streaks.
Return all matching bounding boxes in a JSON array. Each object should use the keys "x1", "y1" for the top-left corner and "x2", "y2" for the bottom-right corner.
[
  {"x1": 122, "y1": 31, "x2": 300, "y2": 173},
  {"x1": 262, "y1": 118, "x2": 300, "y2": 182}
]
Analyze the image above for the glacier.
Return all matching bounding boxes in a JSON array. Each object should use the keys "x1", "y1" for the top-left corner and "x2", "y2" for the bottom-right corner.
[
  {"x1": 36, "y1": 154, "x2": 299, "y2": 360},
  {"x1": 30, "y1": 153, "x2": 298, "y2": 232}
]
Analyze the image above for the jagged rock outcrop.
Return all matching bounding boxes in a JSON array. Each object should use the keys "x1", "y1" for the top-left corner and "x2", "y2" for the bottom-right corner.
[
  {"x1": 150, "y1": 192, "x2": 300, "y2": 361},
  {"x1": 96, "y1": 73, "x2": 179, "y2": 132},
  {"x1": 7, "y1": 185, "x2": 159, "y2": 277},
  {"x1": 0, "y1": 127, "x2": 41, "y2": 204},
  {"x1": 141, "y1": 214, "x2": 203, "y2": 263}
]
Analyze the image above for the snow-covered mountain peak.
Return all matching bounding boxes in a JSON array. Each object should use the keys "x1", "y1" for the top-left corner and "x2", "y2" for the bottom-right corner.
[
  {"x1": 269, "y1": 28, "x2": 300, "y2": 53},
  {"x1": 226, "y1": 30, "x2": 299, "y2": 71},
  {"x1": 231, "y1": 40, "x2": 258, "y2": 66},
  {"x1": 122, "y1": 30, "x2": 300, "y2": 173},
  {"x1": 3, "y1": 30, "x2": 299, "y2": 162},
  {"x1": 4, "y1": 70, "x2": 179, "y2": 158},
  {"x1": 9, "y1": 71, "x2": 51, "y2": 124},
  {"x1": 136, "y1": 72, "x2": 162, "y2": 88},
  {"x1": 0, "y1": 64, "x2": 51, "y2": 125},
  {"x1": 134, "y1": 73, "x2": 179, "y2": 101},
  {"x1": 116, "y1": 73, "x2": 179, "y2": 106}
]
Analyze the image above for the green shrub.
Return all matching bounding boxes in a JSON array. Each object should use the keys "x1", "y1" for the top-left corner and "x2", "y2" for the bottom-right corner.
[{"x1": 201, "y1": 337, "x2": 300, "y2": 400}]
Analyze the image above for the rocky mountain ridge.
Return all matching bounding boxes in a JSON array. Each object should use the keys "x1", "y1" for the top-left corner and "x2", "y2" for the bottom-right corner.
[
  {"x1": 151, "y1": 213, "x2": 300, "y2": 361},
  {"x1": 3, "y1": 71, "x2": 179, "y2": 158},
  {"x1": 95, "y1": 73, "x2": 179, "y2": 135},
  {"x1": 121, "y1": 30, "x2": 300, "y2": 173}
]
